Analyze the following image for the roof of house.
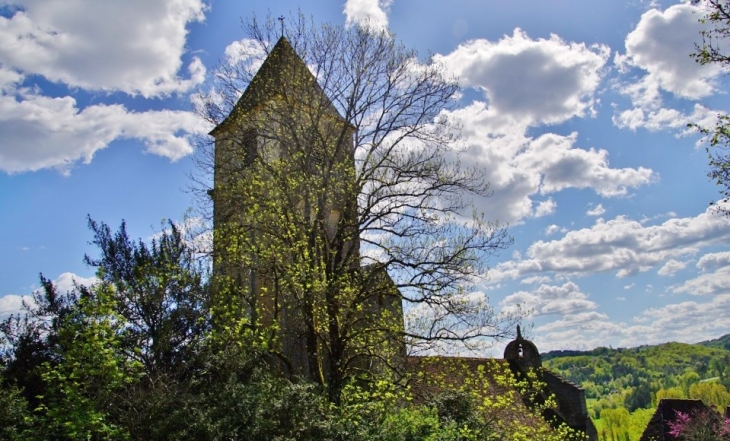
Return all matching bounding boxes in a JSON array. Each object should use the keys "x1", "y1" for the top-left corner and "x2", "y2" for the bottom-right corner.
[
  {"x1": 639, "y1": 399, "x2": 710, "y2": 441},
  {"x1": 405, "y1": 356, "x2": 542, "y2": 427},
  {"x1": 405, "y1": 354, "x2": 596, "y2": 439}
]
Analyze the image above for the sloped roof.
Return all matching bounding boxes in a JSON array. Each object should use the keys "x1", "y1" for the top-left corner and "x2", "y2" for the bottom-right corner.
[
  {"x1": 406, "y1": 356, "x2": 540, "y2": 426},
  {"x1": 406, "y1": 355, "x2": 596, "y2": 439},
  {"x1": 210, "y1": 36, "x2": 349, "y2": 137},
  {"x1": 639, "y1": 399, "x2": 710, "y2": 441},
  {"x1": 406, "y1": 356, "x2": 517, "y2": 402}
]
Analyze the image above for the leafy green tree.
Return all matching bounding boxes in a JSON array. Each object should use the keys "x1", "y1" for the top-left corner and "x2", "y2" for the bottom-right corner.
[
  {"x1": 168, "y1": 367, "x2": 340, "y2": 441},
  {"x1": 655, "y1": 386, "x2": 687, "y2": 405},
  {"x1": 628, "y1": 408, "x2": 654, "y2": 440},
  {"x1": 1, "y1": 275, "x2": 79, "y2": 410},
  {"x1": 1, "y1": 218, "x2": 212, "y2": 439},
  {"x1": 0, "y1": 217, "x2": 573, "y2": 439},
  {"x1": 710, "y1": 356, "x2": 726, "y2": 378},
  {"x1": 33, "y1": 283, "x2": 142, "y2": 440},
  {"x1": 624, "y1": 382, "x2": 651, "y2": 411},
  {"x1": 0, "y1": 384, "x2": 31, "y2": 440},
  {"x1": 405, "y1": 357, "x2": 587, "y2": 440},
  {"x1": 84, "y1": 217, "x2": 210, "y2": 380},
  {"x1": 689, "y1": 381, "x2": 730, "y2": 409},
  {"x1": 601, "y1": 407, "x2": 630, "y2": 441},
  {"x1": 679, "y1": 371, "x2": 702, "y2": 397}
]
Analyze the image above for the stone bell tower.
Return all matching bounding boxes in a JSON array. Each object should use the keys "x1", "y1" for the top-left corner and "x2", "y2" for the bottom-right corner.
[
  {"x1": 503, "y1": 326, "x2": 597, "y2": 440},
  {"x1": 207, "y1": 36, "x2": 402, "y2": 381},
  {"x1": 208, "y1": 36, "x2": 358, "y2": 253}
]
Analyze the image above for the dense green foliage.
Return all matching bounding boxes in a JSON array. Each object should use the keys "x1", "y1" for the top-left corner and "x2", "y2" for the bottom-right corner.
[
  {"x1": 544, "y1": 339, "x2": 730, "y2": 440},
  {"x1": 0, "y1": 219, "x2": 579, "y2": 440},
  {"x1": 544, "y1": 341, "x2": 730, "y2": 408},
  {"x1": 592, "y1": 406, "x2": 654, "y2": 441}
]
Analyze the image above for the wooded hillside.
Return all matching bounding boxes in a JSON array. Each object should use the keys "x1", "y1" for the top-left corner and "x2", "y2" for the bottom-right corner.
[{"x1": 543, "y1": 335, "x2": 730, "y2": 440}]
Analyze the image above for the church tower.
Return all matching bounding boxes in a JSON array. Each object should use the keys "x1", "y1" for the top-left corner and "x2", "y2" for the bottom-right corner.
[
  {"x1": 503, "y1": 327, "x2": 598, "y2": 440},
  {"x1": 209, "y1": 36, "x2": 358, "y2": 252},
  {"x1": 208, "y1": 37, "x2": 403, "y2": 384}
]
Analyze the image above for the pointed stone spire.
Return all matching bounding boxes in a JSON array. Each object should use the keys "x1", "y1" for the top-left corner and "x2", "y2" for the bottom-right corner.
[{"x1": 210, "y1": 36, "x2": 341, "y2": 137}]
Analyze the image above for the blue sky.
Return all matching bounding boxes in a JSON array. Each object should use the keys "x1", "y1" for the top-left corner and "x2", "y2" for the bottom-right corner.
[{"x1": 1, "y1": 0, "x2": 729, "y2": 353}]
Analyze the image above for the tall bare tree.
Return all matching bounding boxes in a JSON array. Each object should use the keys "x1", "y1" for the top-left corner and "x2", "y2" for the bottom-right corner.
[{"x1": 194, "y1": 13, "x2": 516, "y2": 402}]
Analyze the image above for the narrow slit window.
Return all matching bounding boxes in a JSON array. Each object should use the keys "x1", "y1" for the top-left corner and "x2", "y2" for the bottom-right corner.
[{"x1": 242, "y1": 128, "x2": 257, "y2": 167}]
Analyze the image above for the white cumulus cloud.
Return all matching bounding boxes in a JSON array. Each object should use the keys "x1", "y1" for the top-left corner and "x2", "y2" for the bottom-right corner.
[
  {"x1": 488, "y1": 202, "x2": 730, "y2": 282},
  {"x1": 532, "y1": 198, "x2": 557, "y2": 218},
  {"x1": 446, "y1": 105, "x2": 654, "y2": 223},
  {"x1": 435, "y1": 29, "x2": 610, "y2": 127},
  {"x1": 0, "y1": 272, "x2": 97, "y2": 321},
  {"x1": 343, "y1": 0, "x2": 391, "y2": 32},
  {"x1": 429, "y1": 29, "x2": 650, "y2": 224},
  {"x1": 586, "y1": 204, "x2": 606, "y2": 217},
  {"x1": 616, "y1": 3, "x2": 721, "y2": 102},
  {"x1": 0, "y1": 0, "x2": 212, "y2": 174},
  {"x1": 0, "y1": 0, "x2": 207, "y2": 97},
  {"x1": 613, "y1": 3, "x2": 726, "y2": 135},
  {"x1": 0, "y1": 294, "x2": 31, "y2": 321},
  {"x1": 529, "y1": 292, "x2": 730, "y2": 352},
  {"x1": 52, "y1": 272, "x2": 98, "y2": 293},
  {"x1": 657, "y1": 259, "x2": 687, "y2": 276},
  {"x1": 0, "y1": 84, "x2": 210, "y2": 174},
  {"x1": 670, "y1": 252, "x2": 730, "y2": 296},
  {"x1": 501, "y1": 281, "x2": 598, "y2": 319},
  {"x1": 697, "y1": 251, "x2": 730, "y2": 272}
]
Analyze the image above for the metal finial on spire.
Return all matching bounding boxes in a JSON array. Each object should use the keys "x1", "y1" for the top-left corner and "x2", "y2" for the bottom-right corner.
[
  {"x1": 516, "y1": 325, "x2": 522, "y2": 339},
  {"x1": 278, "y1": 16, "x2": 285, "y2": 38}
]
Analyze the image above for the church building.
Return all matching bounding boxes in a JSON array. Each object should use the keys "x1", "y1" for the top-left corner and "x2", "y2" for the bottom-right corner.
[{"x1": 208, "y1": 34, "x2": 596, "y2": 439}]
